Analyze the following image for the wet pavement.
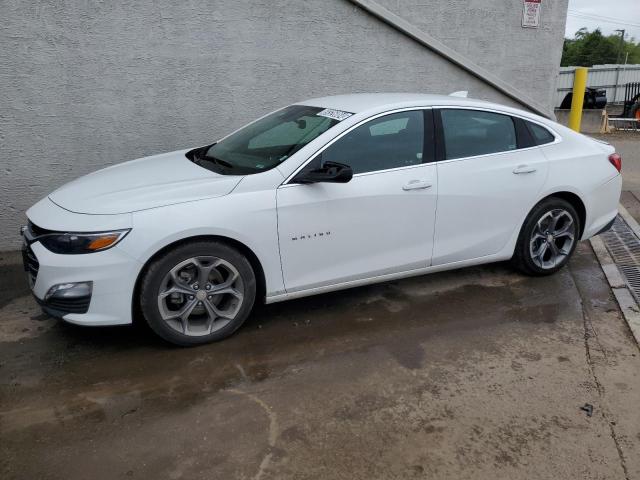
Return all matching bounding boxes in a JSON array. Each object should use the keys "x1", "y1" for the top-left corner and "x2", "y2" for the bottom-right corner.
[
  {"x1": 2, "y1": 241, "x2": 640, "y2": 479},
  {"x1": 3, "y1": 133, "x2": 640, "y2": 479}
]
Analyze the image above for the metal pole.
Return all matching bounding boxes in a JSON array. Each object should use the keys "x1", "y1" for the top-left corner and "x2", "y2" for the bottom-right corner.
[
  {"x1": 615, "y1": 29, "x2": 625, "y2": 65},
  {"x1": 568, "y1": 67, "x2": 588, "y2": 132}
]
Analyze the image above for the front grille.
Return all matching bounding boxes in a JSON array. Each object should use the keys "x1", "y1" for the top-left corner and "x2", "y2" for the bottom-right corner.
[
  {"x1": 22, "y1": 242, "x2": 39, "y2": 287},
  {"x1": 21, "y1": 221, "x2": 51, "y2": 288},
  {"x1": 44, "y1": 296, "x2": 91, "y2": 314}
]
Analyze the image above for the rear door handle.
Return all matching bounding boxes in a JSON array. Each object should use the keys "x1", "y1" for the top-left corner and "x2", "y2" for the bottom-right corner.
[
  {"x1": 402, "y1": 180, "x2": 432, "y2": 191},
  {"x1": 513, "y1": 165, "x2": 537, "y2": 174}
]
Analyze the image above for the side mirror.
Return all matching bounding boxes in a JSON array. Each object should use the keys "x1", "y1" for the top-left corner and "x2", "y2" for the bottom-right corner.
[{"x1": 293, "y1": 161, "x2": 353, "y2": 184}]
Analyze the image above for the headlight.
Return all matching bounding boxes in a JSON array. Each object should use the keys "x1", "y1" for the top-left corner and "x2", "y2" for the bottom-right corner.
[{"x1": 38, "y1": 229, "x2": 130, "y2": 254}]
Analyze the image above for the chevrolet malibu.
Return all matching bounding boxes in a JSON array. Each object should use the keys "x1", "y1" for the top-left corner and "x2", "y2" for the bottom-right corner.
[{"x1": 22, "y1": 93, "x2": 622, "y2": 346}]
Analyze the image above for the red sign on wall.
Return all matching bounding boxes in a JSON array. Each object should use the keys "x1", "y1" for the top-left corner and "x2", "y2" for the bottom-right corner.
[{"x1": 522, "y1": 0, "x2": 542, "y2": 28}]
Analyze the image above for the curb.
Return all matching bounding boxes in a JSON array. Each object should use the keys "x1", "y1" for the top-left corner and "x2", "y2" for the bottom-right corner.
[{"x1": 589, "y1": 204, "x2": 640, "y2": 346}]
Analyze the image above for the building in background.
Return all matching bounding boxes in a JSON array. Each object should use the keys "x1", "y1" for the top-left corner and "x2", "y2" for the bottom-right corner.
[{"x1": 1, "y1": 0, "x2": 568, "y2": 250}]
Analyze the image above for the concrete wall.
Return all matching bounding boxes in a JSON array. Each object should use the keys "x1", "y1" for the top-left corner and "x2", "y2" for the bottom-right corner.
[
  {"x1": 1, "y1": 0, "x2": 568, "y2": 250},
  {"x1": 375, "y1": 0, "x2": 568, "y2": 111},
  {"x1": 554, "y1": 109, "x2": 607, "y2": 134}
]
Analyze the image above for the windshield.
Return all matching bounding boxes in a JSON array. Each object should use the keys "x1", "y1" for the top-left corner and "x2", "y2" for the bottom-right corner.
[{"x1": 192, "y1": 105, "x2": 349, "y2": 175}]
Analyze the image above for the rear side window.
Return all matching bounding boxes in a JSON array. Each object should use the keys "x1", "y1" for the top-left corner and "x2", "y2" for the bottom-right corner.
[
  {"x1": 440, "y1": 109, "x2": 517, "y2": 160},
  {"x1": 526, "y1": 121, "x2": 555, "y2": 145}
]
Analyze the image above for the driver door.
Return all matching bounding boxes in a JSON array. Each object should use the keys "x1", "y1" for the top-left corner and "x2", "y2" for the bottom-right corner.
[{"x1": 276, "y1": 109, "x2": 438, "y2": 293}]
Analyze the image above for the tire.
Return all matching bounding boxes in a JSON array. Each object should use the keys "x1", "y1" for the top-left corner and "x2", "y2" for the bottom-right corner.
[
  {"x1": 511, "y1": 197, "x2": 580, "y2": 276},
  {"x1": 140, "y1": 240, "x2": 256, "y2": 346}
]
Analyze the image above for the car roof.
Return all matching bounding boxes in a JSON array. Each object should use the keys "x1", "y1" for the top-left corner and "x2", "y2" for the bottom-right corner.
[{"x1": 297, "y1": 93, "x2": 547, "y2": 122}]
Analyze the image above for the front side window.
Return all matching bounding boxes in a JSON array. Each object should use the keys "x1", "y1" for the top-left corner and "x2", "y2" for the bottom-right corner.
[
  {"x1": 440, "y1": 109, "x2": 517, "y2": 160},
  {"x1": 192, "y1": 105, "x2": 345, "y2": 175},
  {"x1": 321, "y1": 111, "x2": 425, "y2": 175}
]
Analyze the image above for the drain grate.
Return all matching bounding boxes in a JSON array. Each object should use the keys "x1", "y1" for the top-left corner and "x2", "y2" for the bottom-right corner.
[
  {"x1": 601, "y1": 216, "x2": 640, "y2": 303},
  {"x1": 618, "y1": 265, "x2": 640, "y2": 299}
]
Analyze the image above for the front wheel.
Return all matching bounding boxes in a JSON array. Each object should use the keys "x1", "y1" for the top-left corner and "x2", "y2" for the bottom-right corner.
[
  {"x1": 511, "y1": 198, "x2": 580, "y2": 276},
  {"x1": 140, "y1": 240, "x2": 256, "y2": 346}
]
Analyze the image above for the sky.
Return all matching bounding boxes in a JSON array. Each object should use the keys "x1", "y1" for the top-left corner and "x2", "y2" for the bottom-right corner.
[{"x1": 564, "y1": 0, "x2": 640, "y2": 41}]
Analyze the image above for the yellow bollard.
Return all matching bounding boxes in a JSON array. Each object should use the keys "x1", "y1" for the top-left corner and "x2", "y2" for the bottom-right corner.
[{"x1": 568, "y1": 67, "x2": 588, "y2": 132}]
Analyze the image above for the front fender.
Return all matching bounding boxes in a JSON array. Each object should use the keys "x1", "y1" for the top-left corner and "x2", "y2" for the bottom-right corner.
[{"x1": 120, "y1": 191, "x2": 285, "y2": 298}]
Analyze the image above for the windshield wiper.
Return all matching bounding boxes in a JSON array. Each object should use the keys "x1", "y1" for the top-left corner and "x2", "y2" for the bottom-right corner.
[
  {"x1": 192, "y1": 148, "x2": 235, "y2": 170},
  {"x1": 206, "y1": 156, "x2": 234, "y2": 169}
]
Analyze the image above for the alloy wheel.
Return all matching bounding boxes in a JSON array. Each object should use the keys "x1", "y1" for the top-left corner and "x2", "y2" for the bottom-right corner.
[
  {"x1": 157, "y1": 256, "x2": 244, "y2": 336},
  {"x1": 529, "y1": 209, "x2": 576, "y2": 269}
]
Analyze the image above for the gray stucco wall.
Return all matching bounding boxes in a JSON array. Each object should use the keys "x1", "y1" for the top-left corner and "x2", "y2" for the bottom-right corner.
[
  {"x1": 1, "y1": 0, "x2": 567, "y2": 251},
  {"x1": 375, "y1": 0, "x2": 568, "y2": 110}
]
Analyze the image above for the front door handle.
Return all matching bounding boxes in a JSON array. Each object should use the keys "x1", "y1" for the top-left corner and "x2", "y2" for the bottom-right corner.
[
  {"x1": 402, "y1": 180, "x2": 432, "y2": 191},
  {"x1": 513, "y1": 165, "x2": 537, "y2": 174}
]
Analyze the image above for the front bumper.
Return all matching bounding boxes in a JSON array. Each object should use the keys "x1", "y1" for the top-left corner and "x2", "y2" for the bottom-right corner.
[
  {"x1": 23, "y1": 239, "x2": 142, "y2": 326},
  {"x1": 35, "y1": 294, "x2": 91, "y2": 319}
]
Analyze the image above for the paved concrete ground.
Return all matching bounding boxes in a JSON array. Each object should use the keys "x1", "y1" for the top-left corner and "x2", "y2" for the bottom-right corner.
[
  {"x1": 2, "y1": 244, "x2": 640, "y2": 479},
  {"x1": 2, "y1": 133, "x2": 640, "y2": 480}
]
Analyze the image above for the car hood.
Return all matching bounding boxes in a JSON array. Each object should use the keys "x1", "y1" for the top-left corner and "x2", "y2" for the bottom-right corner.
[{"x1": 49, "y1": 150, "x2": 243, "y2": 214}]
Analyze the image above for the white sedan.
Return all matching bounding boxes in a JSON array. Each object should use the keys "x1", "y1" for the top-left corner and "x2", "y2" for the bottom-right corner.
[{"x1": 22, "y1": 93, "x2": 622, "y2": 345}]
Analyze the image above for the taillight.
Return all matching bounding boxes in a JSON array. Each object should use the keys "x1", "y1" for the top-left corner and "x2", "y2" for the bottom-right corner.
[{"x1": 609, "y1": 153, "x2": 622, "y2": 172}]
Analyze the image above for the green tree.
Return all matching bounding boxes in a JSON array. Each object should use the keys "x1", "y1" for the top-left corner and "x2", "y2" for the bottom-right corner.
[{"x1": 561, "y1": 28, "x2": 640, "y2": 66}]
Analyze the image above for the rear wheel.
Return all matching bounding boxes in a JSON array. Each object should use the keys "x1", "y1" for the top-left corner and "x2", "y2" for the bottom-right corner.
[
  {"x1": 511, "y1": 198, "x2": 580, "y2": 276},
  {"x1": 140, "y1": 240, "x2": 256, "y2": 346}
]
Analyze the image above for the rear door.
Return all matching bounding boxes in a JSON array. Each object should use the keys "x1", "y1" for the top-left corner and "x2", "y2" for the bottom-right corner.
[{"x1": 432, "y1": 108, "x2": 549, "y2": 266}]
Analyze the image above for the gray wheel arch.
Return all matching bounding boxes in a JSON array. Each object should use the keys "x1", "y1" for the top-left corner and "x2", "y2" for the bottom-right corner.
[
  {"x1": 132, "y1": 235, "x2": 267, "y2": 324},
  {"x1": 521, "y1": 192, "x2": 586, "y2": 241},
  {"x1": 541, "y1": 192, "x2": 586, "y2": 239}
]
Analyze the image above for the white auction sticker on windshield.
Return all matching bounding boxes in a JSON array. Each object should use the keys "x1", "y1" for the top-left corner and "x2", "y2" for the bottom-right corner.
[{"x1": 316, "y1": 108, "x2": 353, "y2": 121}]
